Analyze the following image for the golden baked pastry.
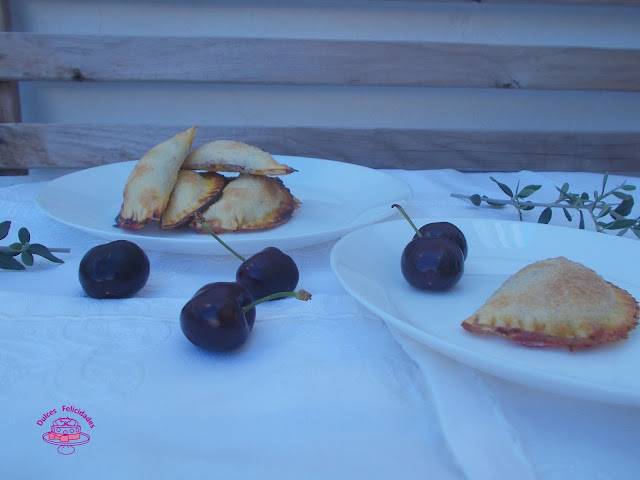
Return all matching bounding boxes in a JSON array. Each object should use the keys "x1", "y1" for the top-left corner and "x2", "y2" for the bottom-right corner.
[
  {"x1": 116, "y1": 127, "x2": 197, "y2": 229},
  {"x1": 192, "y1": 174, "x2": 299, "y2": 233},
  {"x1": 181, "y1": 140, "x2": 295, "y2": 175},
  {"x1": 461, "y1": 257, "x2": 639, "y2": 350},
  {"x1": 161, "y1": 170, "x2": 226, "y2": 229}
]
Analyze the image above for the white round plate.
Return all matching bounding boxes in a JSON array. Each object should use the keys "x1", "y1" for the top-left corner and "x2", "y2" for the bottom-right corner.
[
  {"x1": 36, "y1": 156, "x2": 411, "y2": 255},
  {"x1": 330, "y1": 217, "x2": 640, "y2": 406}
]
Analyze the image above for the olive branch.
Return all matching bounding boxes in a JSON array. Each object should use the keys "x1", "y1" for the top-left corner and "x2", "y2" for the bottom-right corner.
[
  {"x1": 451, "y1": 173, "x2": 640, "y2": 239},
  {"x1": 0, "y1": 221, "x2": 70, "y2": 270}
]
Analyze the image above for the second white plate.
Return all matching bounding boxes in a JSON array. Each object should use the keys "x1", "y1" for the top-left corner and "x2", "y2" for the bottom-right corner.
[
  {"x1": 331, "y1": 218, "x2": 640, "y2": 406},
  {"x1": 36, "y1": 155, "x2": 412, "y2": 255}
]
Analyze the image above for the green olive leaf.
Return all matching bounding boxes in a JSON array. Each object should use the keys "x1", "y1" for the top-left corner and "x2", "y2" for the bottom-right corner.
[
  {"x1": 490, "y1": 177, "x2": 513, "y2": 198},
  {"x1": 469, "y1": 194, "x2": 482, "y2": 206},
  {"x1": 614, "y1": 197, "x2": 634, "y2": 217},
  {"x1": 517, "y1": 185, "x2": 541, "y2": 199},
  {"x1": 538, "y1": 207, "x2": 552, "y2": 224},
  {"x1": 29, "y1": 243, "x2": 64, "y2": 264},
  {"x1": 562, "y1": 208, "x2": 572, "y2": 221},
  {"x1": 613, "y1": 191, "x2": 631, "y2": 201},
  {"x1": 20, "y1": 250, "x2": 34, "y2": 267},
  {"x1": 604, "y1": 218, "x2": 638, "y2": 230},
  {"x1": 0, "y1": 221, "x2": 10, "y2": 241},
  {"x1": 485, "y1": 199, "x2": 506, "y2": 208},
  {"x1": 18, "y1": 227, "x2": 30, "y2": 245},
  {"x1": 0, "y1": 251, "x2": 25, "y2": 270}
]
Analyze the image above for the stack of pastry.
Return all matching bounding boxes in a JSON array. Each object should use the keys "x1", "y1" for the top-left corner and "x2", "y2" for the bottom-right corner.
[{"x1": 115, "y1": 127, "x2": 299, "y2": 233}]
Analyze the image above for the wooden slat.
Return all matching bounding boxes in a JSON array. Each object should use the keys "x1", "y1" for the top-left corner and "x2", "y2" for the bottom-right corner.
[
  {"x1": 1, "y1": 123, "x2": 638, "y2": 173},
  {"x1": 0, "y1": 0, "x2": 26, "y2": 176},
  {"x1": 1, "y1": 33, "x2": 639, "y2": 91},
  {"x1": 0, "y1": 1, "x2": 19, "y2": 123},
  {"x1": 0, "y1": 82, "x2": 20, "y2": 123}
]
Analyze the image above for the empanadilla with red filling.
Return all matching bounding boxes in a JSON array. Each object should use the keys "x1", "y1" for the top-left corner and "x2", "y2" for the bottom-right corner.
[{"x1": 462, "y1": 257, "x2": 639, "y2": 351}]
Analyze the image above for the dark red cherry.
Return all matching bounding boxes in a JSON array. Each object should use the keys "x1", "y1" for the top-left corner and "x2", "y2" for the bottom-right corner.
[
  {"x1": 180, "y1": 282, "x2": 256, "y2": 352},
  {"x1": 180, "y1": 282, "x2": 311, "y2": 352},
  {"x1": 236, "y1": 247, "x2": 299, "y2": 301},
  {"x1": 414, "y1": 222, "x2": 468, "y2": 260},
  {"x1": 192, "y1": 214, "x2": 300, "y2": 302},
  {"x1": 401, "y1": 237, "x2": 464, "y2": 291},
  {"x1": 78, "y1": 240, "x2": 150, "y2": 299}
]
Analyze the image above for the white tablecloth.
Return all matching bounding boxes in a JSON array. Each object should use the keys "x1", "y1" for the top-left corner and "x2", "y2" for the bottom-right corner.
[{"x1": 1, "y1": 168, "x2": 639, "y2": 479}]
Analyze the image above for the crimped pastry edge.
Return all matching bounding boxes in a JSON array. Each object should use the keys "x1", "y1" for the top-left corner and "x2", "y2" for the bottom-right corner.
[{"x1": 461, "y1": 282, "x2": 639, "y2": 351}]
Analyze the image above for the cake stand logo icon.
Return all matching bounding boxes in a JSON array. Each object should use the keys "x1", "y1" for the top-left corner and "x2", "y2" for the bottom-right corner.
[{"x1": 42, "y1": 416, "x2": 91, "y2": 455}]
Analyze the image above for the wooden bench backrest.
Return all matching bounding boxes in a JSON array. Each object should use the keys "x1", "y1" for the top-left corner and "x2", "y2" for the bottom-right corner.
[{"x1": 1, "y1": 0, "x2": 639, "y2": 173}]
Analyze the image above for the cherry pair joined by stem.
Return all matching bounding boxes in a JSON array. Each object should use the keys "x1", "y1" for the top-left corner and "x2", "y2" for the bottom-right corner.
[{"x1": 392, "y1": 204, "x2": 467, "y2": 291}]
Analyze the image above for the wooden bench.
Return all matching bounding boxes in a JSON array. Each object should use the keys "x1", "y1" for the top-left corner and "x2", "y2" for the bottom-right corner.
[{"x1": 1, "y1": 0, "x2": 639, "y2": 174}]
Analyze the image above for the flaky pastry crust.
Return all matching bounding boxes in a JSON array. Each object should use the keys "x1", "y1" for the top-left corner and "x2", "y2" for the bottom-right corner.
[
  {"x1": 181, "y1": 140, "x2": 296, "y2": 175},
  {"x1": 161, "y1": 170, "x2": 226, "y2": 229},
  {"x1": 192, "y1": 174, "x2": 299, "y2": 233},
  {"x1": 116, "y1": 127, "x2": 196, "y2": 229},
  {"x1": 461, "y1": 257, "x2": 639, "y2": 350}
]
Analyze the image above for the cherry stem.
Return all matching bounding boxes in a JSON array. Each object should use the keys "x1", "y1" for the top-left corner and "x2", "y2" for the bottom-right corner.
[
  {"x1": 391, "y1": 204, "x2": 422, "y2": 237},
  {"x1": 194, "y1": 212, "x2": 247, "y2": 262},
  {"x1": 242, "y1": 289, "x2": 312, "y2": 312}
]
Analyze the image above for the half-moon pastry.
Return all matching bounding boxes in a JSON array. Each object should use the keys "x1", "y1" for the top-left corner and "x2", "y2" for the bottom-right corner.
[
  {"x1": 192, "y1": 174, "x2": 299, "y2": 233},
  {"x1": 461, "y1": 257, "x2": 639, "y2": 350},
  {"x1": 161, "y1": 170, "x2": 226, "y2": 229},
  {"x1": 182, "y1": 140, "x2": 295, "y2": 175},
  {"x1": 116, "y1": 127, "x2": 197, "y2": 229}
]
